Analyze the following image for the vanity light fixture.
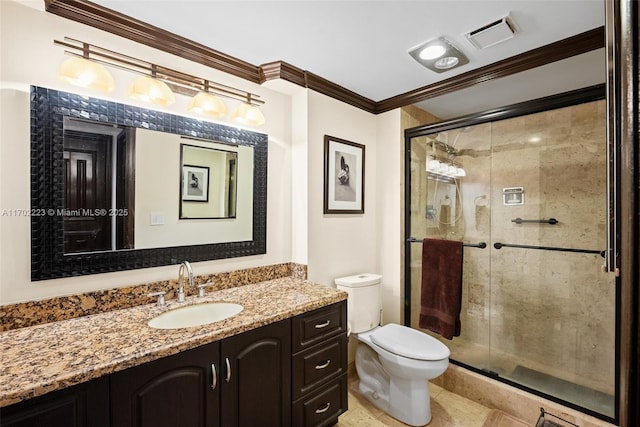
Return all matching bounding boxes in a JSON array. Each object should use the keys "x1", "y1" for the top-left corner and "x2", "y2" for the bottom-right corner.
[
  {"x1": 187, "y1": 82, "x2": 227, "y2": 118},
  {"x1": 56, "y1": 42, "x2": 115, "y2": 93},
  {"x1": 231, "y1": 94, "x2": 266, "y2": 127},
  {"x1": 54, "y1": 37, "x2": 265, "y2": 125},
  {"x1": 408, "y1": 37, "x2": 469, "y2": 73},
  {"x1": 127, "y1": 66, "x2": 175, "y2": 106},
  {"x1": 426, "y1": 155, "x2": 466, "y2": 178}
]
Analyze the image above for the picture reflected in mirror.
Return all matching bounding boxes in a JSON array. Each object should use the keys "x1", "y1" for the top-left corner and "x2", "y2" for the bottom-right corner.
[{"x1": 179, "y1": 143, "x2": 238, "y2": 219}]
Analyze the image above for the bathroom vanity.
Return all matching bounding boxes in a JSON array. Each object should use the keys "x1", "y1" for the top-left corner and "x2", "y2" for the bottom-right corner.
[{"x1": 0, "y1": 278, "x2": 348, "y2": 427}]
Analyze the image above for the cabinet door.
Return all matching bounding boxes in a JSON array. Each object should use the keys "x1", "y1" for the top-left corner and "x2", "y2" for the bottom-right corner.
[
  {"x1": 0, "y1": 377, "x2": 109, "y2": 427},
  {"x1": 110, "y1": 341, "x2": 220, "y2": 427},
  {"x1": 220, "y1": 319, "x2": 291, "y2": 427}
]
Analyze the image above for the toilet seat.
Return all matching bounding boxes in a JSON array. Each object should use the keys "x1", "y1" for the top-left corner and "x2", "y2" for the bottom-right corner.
[{"x1": 370, "y1": 324, "x2": 450, "y2": 361}]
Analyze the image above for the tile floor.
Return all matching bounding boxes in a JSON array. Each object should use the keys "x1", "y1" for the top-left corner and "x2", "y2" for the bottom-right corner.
[{"x1": 336, "y1": 375, "x2": 506, "y2": 427}]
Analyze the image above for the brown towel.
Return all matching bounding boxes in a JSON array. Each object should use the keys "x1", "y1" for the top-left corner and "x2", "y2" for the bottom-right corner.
[{"x1": 419, "y1": 238, "x2": 463, "y2": 340}]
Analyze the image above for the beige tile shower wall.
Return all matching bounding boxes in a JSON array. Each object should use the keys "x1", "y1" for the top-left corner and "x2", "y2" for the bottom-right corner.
[
  {"x1": 410, "y1": 100, "x2": 616, "y2": 395},
  {"x1": 453, "y1": 124, "x2": 493, "y2": 356},
  {"x1": 488, "y1": 101, "x2": 615, "y2": 393}
]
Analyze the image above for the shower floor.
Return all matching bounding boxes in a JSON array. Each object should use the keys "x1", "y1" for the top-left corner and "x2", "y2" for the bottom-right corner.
[
  {"x1": 442, "y1": 336, "x2": 615, "y2": 419},
  {"x1": 510, "y1": 365, "x2": 613, "y2": 416}
]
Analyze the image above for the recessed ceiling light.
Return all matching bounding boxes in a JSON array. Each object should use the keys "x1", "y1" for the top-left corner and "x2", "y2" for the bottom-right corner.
[
  {"x1": 435, "y1": 56, "x2": 459, "y2": 69},
  {"x1": 408, "y1": 37, "x2": 469, "y2": 73},
  {"x1": 419, "y1": 44, "x2": 446, "y2": 60}
]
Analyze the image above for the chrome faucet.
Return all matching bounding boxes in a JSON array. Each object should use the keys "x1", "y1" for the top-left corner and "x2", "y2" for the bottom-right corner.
[{"x1": 177, "y1": 261, "x2": 193, "y2": 302}]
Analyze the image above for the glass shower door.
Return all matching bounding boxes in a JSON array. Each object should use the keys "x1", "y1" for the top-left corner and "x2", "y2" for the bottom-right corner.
[
  {"x1": 408, "y1": 125, "x2": 494, "y2": 372},
  {"x1": 486, "y1": 100, "x2": 616, "y2": 417},
  {"x1": 405, "y1": 95, "x2": 616, "y2": 420}
]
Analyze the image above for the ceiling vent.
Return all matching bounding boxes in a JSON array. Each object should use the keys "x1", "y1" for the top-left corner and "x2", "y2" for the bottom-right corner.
[{"x1": 465, "y1": 16, "x2": 517, "y2": 49}]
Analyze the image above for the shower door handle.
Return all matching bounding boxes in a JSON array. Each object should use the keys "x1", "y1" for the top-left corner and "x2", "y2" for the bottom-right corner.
[{"x1": 511, "y1": 217, "x2": 558, "y2": 225}]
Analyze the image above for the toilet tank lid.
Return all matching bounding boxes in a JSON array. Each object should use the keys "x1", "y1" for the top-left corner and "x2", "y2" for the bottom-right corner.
[
  {"x1": 334, "y1": 273, "x2": 382, "y2": 287},
  {"x1": 371, "y1": 324, "x2": 450, "y2": 361}
]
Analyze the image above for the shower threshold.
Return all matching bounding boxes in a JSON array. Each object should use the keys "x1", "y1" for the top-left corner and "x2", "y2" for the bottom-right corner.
[
  {"x1": 508, "y1": 365, "x2": 614, "y2": 418},
  {"x1": 451, "y1": 359, "x2": 616, "y2": 423}
]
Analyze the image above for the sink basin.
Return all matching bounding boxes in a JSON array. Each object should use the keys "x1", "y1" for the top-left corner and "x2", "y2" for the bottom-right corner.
[{"x1": 148, "y1": 302, "x2": 243, "y2": 329}]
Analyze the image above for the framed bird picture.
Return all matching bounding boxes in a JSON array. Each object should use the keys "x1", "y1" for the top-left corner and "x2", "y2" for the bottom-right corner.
[{"x1": 323, "y1": 135, "x2": 365, "y2": 214}]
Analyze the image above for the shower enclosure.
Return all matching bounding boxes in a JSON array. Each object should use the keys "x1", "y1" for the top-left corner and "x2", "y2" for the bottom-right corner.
[{"x1": 404, "y1": 85, "x2": 618, "y2": 421}]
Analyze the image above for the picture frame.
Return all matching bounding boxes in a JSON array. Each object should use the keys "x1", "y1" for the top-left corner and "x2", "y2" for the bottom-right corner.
[
  {"x1": 324, "y1": 135, "x2": 365, "y2": 214},
  {"x1": 182, "y1": 164, "x2": 210, "y2": 202}
]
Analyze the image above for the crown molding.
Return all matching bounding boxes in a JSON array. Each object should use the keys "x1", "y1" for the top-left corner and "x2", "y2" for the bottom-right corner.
[
  {"x1": 303, "y1": 71, "x2": 377, "y2": 113},
  {"x1": 259, "y1": 61, "x2": 377, "y2": 112},
  {"x1": 45, "y1": 0, "x2": 262, "y2": 83},
  {"x1": 376, "y1": 27, "x2": 605, "y2": 113},
  {"x1": 260, "y1": 61, "x2": 306, "y2": 87},
  {"x1": 45, "y1": 1, "x2": 604, "y2": 114}
]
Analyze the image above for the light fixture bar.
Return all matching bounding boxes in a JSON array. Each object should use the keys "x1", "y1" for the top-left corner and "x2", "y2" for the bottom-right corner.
[{"x1": 54, "y1": 37, "x2": 264, "y2": 106}]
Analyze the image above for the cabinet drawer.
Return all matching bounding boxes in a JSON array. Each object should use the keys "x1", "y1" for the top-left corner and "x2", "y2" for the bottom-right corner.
[
  {"x1": 292, "y1": 335, "x2": 347, "y2": 399},
  {"x1": 292, "y1": 374, "x2": 348, "y2": 427},
  {"x1": 293, "y1": 301, "x2": 346, "y2": 352}
]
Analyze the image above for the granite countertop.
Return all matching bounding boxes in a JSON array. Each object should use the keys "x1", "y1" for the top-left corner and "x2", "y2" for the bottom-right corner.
[{"x1": 0, "y1": 277, "x2": 347, "y2": 407}]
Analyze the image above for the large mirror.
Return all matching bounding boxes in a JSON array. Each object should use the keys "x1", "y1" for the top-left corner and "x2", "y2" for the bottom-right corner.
[{"x1": 31, "y1": 86, "x2": 267, "y2": 280}]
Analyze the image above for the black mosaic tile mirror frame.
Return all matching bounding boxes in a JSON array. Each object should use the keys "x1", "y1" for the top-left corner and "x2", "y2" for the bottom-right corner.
[{"x1": 30, "y1": 86, "x2": 267, "y2": 280}]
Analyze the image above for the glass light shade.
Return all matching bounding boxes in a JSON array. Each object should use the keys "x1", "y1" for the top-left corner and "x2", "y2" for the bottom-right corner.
[
  {"x1": 57, "y1": 57, "x2": 115, "y2": 93},
  {"x1": 187, "y1": 92, "x2": 227, "y2": 118},
  {"x1": 231, "y1": 103, "x2": 265, "y2": 126},
  {"x1": 456, "y1": 167, "x2": 467, "y2": 177},
  {"x1": 127, "y1": 76, "x2": 175, "y2": 106}
]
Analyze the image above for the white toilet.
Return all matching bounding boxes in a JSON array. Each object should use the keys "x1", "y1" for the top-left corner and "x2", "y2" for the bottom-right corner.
[{"x1": 335, "y1": 273, "x2": 450, "y2": 426}]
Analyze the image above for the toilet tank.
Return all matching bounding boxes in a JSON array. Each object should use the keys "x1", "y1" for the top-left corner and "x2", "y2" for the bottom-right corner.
[{"x1": 335, "y1": 273, "x2": 382, "y2": 333}]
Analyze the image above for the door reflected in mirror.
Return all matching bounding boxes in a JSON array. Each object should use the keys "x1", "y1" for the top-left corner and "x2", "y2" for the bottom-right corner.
[{"x1": 63, "y1": 118, "x2": 135, "y2": 254}]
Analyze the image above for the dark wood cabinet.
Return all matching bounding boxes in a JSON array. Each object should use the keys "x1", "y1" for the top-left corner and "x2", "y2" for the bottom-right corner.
[
  {"x1": 110, "y1": 341, "x2": 220, "y2": 427},
  {"x1": 220, "y1": 319, "x2": 291, "y2": 427},
  {"x1": 292, "y1": 302, "x2": 348, "y2": 427},
  {"x1": 0, "y1": 377, "x2": 109, "y2": 427},
  {"x1": 110, "y1": 318, "x2": 290, "y2": 427}
]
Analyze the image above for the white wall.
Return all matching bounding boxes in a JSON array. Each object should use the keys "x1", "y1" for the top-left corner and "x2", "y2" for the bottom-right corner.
[
  {"x1": 0, "y1": 1, "x2": 293, "y2": 303},
  {"x1": 0, "y1": 1, "x2": 405, "y2": 320},
  {"x1": 306, "y1": 91, "x2": 379, "y2": 287},
  {"x1": 376, "y1": 110, "x2": 403, "y2": 325},
  {"x1": 290, "y1": 89, "x2": 309, "y2": 265}
]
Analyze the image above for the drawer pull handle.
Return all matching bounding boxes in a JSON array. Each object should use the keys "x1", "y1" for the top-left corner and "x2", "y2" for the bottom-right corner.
[
  {"x1": 315, "y1": 320, "x2": 331, "y2": 329},
  {"x1": 315, "y1": 360, "x2": 331, "y2": 370},
  {"x1": 225, "y1": 357, "x2": 232, "y2": 383},
  {"x1": 315, "y1": 402, "x2": 331, "y2": 414},
  {"x1": 211, "y1": 363, "x2": 217, "y2": 390}
]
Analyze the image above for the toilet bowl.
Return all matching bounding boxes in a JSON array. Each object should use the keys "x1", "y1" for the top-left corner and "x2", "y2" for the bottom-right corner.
[{"x1": 335, "y1": 274, "x2": 450, "y2": 426}]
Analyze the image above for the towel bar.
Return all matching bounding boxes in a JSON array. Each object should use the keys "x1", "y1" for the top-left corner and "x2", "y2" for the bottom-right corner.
[
  {"x1": 407, "y1": 238, "x2": 486, "y2": 249},
  {"x1": 494, "y1": 242, "x2": 605, "y2": 258}
]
